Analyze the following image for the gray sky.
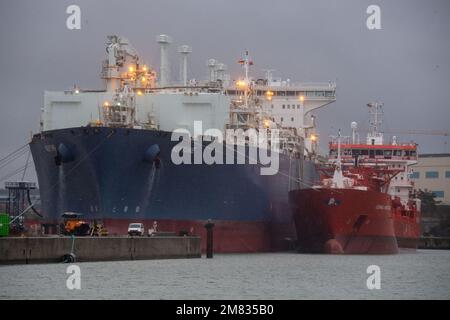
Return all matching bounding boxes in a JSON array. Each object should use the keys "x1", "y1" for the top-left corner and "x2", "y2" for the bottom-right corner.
[{"x1": 0, "y1": 0, "x2": 449, "y2": 183}]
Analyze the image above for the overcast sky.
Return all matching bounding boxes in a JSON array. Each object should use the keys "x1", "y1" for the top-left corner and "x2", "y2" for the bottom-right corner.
[{"x1": 0, "y1": 0, "x2": 449, "y2": 183}]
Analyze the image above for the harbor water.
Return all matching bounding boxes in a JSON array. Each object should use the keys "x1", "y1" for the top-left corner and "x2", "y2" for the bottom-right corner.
[{"x1": 1, "y1": 250, "x2": 449, "y2": 300}]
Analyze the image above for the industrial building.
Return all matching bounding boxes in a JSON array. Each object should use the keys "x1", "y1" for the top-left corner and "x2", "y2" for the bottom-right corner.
[{"x1": 411, "y1": 154, "x2": 450, "y2": 205}]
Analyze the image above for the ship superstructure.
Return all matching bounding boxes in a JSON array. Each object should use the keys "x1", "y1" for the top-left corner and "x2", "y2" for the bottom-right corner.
[
  {"x1": 328, "y1": 102, "x2": 419, "y2": 211},
  {"x1": 225, "y1": 72, "x2": 335, "y2": 157},
  {"x1": 41, "y1": 36, "x2": 336, "y2": 149},
  {"x1": 31, "y1": 35, "x2": 336, "y2": 252},
  {"x1": 289, "y1": 102, "x2": 421, "y2": 254}
]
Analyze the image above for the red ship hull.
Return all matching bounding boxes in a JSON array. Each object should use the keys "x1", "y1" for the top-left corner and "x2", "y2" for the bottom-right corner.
[{"x1": 289, "y1": 188, "x2": 399, "y2": 254}]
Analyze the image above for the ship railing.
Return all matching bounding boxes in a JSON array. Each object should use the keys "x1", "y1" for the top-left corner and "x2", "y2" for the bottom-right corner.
[
  {"x1": 390, "y1": 181, "x2": 414, "y2": 188},
  {"x1": 252, "y1": 82, "x2": 336, "y2": 89},
  {"x1": 328, "y1": 138, "x2": 417, "y2": 147},
  {"x1": 5, "y1": 181, "x2": 37, "y2": 189},
  {"x1": 136, "y1": 86, "x2": 224, "y2": 94},
  {"x1": 329, "y1": 155, "x2": 418, "y2": 160},
  {"x1": 246, "y1": 88, "x2": 336, "y2": 97},
  {"x1": 329, "y1": 157, "x2": 418, "y2": 166}
]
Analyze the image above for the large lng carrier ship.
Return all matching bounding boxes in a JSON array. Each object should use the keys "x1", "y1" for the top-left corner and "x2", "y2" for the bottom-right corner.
[
  {"x1": 289, "y1": 103, "x2": 420, "y2": 254},
  {"x1": 29, "y1": 35, "x2": 336, "y2": 252}
]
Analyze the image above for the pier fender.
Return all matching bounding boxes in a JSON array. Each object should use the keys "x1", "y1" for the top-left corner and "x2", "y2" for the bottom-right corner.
[
  {"x1": 324, "y1": 239, "x2": 344, "y2": 254},
  {"x1": 143, "y1": 144, "x2": 161, "y2": 164},
  {"x1": 55, "y1": 143, "x2": 75, "y2": 165},
  {"x1": 62, "y1": 253, "x2": 76, "y2": 263}
]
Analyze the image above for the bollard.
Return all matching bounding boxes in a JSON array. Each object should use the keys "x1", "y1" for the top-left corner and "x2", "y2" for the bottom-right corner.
[
  {"x1": 204, "y1": 219, "x2": 215, "y2": 258},
  {"x1": 62, "y1": 235, "x2": 76, "y2": 263}
]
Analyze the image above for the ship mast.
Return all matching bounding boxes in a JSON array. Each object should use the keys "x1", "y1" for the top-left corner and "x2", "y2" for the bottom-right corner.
[
  {"x1": 332, "y1": 129, "x2": 344, "y2": 188},
  {"x1": 240, "y1": 50, "x2": 252, "y2": 108},
  {"x1": 101, "y1": 35, "x2": 157, "y2": 93},
  {"x1": 366, "y1": 102, "x2": 384, "y2": 145},
  {"x1": 228, "y1": 51, "x2": 257, "y2": 129}
]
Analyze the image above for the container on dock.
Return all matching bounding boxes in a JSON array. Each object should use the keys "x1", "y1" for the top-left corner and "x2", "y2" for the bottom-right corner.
[{"x1": 0, "y1": 214, "x2": 9, "y2": 237}]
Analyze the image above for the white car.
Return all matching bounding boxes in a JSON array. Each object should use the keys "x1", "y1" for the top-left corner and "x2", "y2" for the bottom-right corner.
[{"x1": 127, "y1": 223, "x2": 145, "y2": 236}]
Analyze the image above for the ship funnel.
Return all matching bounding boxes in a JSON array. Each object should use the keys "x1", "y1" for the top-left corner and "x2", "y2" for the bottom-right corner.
[
  {"x1": 215, "y1": 63, "x2": 227, "y2": 82},
  {"x1": 157, "y1": 34, "x2": 172, "y2": 87},
  {"x1": 178, "y1": 45, "x2": 192, "y2": 86},
  {"x1": 207, "y1": 59, "x2": 217, "y2": 82}
]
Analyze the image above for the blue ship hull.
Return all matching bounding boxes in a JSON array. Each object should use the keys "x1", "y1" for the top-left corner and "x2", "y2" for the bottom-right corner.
[{"x1": 30, "y1": 127, "x2": 318, "y2": 251}]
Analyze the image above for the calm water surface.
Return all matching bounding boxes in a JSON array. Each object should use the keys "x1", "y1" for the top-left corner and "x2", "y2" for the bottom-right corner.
[{"x1": 1, "y1": 250, "x2": 449, "y2": 299}]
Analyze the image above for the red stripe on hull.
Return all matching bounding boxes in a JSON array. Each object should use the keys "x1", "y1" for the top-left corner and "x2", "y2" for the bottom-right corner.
[
  {"x1": 289, "y1": 188, "x2": 399, "y2": 254},
  {"x1": 23, "y1": 218, "x2": 296, "y2": 253},
  {"x1": 102, "y1": 219, "x2": 293, "y2": 253}
]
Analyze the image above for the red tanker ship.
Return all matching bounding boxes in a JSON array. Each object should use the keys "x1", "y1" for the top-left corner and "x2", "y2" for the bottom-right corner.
[{"x1": 289, "y1": 102, "x2": 421, "y2": 254}]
